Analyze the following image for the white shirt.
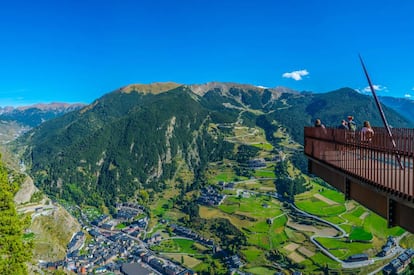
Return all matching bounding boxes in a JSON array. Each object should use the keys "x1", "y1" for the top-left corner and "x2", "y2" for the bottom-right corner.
[{"x1": 361, "y1": 127, "x2": 374, "y2": 142}]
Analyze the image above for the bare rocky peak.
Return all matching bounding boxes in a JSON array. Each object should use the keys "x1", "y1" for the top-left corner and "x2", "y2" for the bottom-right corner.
[
  {"x1": 189, "y1": 82, "x2": 298, "y2": 99},
  {"x1": 119, "y1": 82, "x2": 182, "y2": 95},
  {"x1": 0, "y1": 106, "x2": 14, "y2": 114},
  {"x1": 0, "y1": 102, "x2": 86, "y2": 114},
  {"x1": 111, "y1": 81, "x2": 299, "y2": 100},
  {"x1": 189, "y1": 82, "x2": 262, "y2": 96},
  {"x1": 270, "y1": 86, "x2": 298, "y2": 94},
  {"x1": 0, "y1": 102, "x2": 87, "y2": 129},
  {"x1": 0, "y1": 82, "x2": 298, "y2": 115},
  {"x1": 17, "y1": 102, "x2": 86, "y2": 111}
]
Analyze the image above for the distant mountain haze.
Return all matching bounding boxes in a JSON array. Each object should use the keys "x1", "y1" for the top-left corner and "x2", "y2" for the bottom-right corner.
[
  {"x1": 10, "y1": 82, "x2": 413, "y2": 207},
  {"x1": 0, "y1": 102, "x2": 86, "y2": 127},
  {"x1": 378, "y1": 96, "x2": 414, "y2": 124},
  {"x1": 0, "y1": 102, "x2": 86, "y2": 113},
  {"x1": 0, "y1": 102, "x2": 86, "y2": 144}
]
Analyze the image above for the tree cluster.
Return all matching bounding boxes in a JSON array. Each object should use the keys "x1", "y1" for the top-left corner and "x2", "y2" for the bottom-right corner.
[{"x1": 0, "y1": 156, "x2": 32, "y2": 274}]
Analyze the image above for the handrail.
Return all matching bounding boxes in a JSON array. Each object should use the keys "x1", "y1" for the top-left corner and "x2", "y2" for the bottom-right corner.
[{"x1": 304, "y1": 127, "x2": 414, "y2": 199}]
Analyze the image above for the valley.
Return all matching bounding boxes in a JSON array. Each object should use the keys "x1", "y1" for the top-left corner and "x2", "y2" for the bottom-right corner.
[
  {"x1": 2, "y1": 83, "x2": 414, "y2": 274},
  {"x1": 3, "y1": 1, "x2": 414, "y2": 274},
  {"x1": 15, "y1": 121, "x2": 414, "y2": 274}
]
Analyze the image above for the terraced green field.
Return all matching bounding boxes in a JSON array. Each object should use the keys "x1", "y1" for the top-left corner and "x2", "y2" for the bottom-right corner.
[{"x1": 151, "y1": 125, "x2": 413, "y2": 274}]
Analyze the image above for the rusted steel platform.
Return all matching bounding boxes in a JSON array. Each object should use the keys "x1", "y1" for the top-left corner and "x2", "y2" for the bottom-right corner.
[{"x1": 305, "y1": 127, "x2": 414, "y2": 233}]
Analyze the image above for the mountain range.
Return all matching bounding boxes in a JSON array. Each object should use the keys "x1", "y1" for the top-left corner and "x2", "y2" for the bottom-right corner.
[
  {"x1": 0, "y1": 102, "x2": 85, "y2": 128},
  {"x1": 10, "y1": 82, "x2": 413, "y2": 208},
  {"x1": 377, "y1": 96, "x2": 414, "y2": 123}
]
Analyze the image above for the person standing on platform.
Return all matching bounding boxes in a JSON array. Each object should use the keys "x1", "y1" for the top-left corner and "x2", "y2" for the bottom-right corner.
[
  {"x1": 360, "y1": 120, "x2": 374, "y2": 159},
  {"x1": 337, "y1": 119, "x2": 349, "y2": 154},
  {"x1": 347, "y1": 116, "x2": 357, "y2": 131},
  {"x1": 361, "y1": 121, "x2": 374, "y2": 143},
  {"x1": 346, "y1": 115, "x2": 357, "y2": 143},
  {"x1": 314, "y1": 118, "x2": 325, "y2": 128},
  {"x1": 338, "y1": 119, "x2": 349, "y2": 130}
]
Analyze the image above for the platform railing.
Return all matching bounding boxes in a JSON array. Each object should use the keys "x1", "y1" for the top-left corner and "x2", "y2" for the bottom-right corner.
[{"x1": 304, "y1": 127, "x2": 414, "y2": 200}]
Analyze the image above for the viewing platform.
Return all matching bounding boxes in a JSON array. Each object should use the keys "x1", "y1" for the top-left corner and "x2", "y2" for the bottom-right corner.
[{"x1": 304, "y1": 127, "x2": 414, "y2": 233}]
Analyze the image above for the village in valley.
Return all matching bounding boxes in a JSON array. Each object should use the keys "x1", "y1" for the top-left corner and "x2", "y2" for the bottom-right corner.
[
  {"x1": 21, "y1": 122, "x2": 414, "y2": 275},
  {"x1": 14, "y1": 123, "x2": 414, "y2": 275},
  {"x1": 33, "y1": 186, "x2": 414, "y2": 275},
  {"x1": 36, "y1": 198, "x2": 247, "y2": 275},
  {"x1": 40, "y1": 203, "x2": 201, "y2": 275}
]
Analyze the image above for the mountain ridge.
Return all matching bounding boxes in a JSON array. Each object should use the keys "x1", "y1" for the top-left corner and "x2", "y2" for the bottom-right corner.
[
  {"x1": 0, "y1": 102, "x2": 86, "y2": 128},
  {"x1": 13, "y1": 83, "x2": 413, "y2": 208},
  {"x1": 0, "y1": 102, "x2": 86, "y2": 144},
  {"x1": 119, "y1": 82, "x2": 183, "y2": 95},
  {"x1": 0, "y1": 102, "x2": 86, "y2": 112},
  {"x1": 4, "y1": 82, "x2": 414, "y2": 274},
  {"x1": 378, "y1": 95, "x2": 414, "y2": 123}
]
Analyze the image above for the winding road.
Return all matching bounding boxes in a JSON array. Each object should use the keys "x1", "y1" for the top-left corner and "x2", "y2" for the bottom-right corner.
[
  {"x1": 286, "y1": 201, "x2": 405, "y2": 269},
  {"x1": 223, "y1": 174, "x2": 406, "y2": 271}
]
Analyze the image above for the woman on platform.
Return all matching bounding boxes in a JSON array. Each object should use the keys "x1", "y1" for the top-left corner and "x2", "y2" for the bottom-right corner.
[{"x1": 361, "y1": 121, "x2": 374, "y2": 143}]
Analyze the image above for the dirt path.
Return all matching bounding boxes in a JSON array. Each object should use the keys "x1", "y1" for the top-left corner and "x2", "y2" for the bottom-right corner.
[
  {"x1": 287, "y1": 219, "x2": 338, "y2": 237},
  {"x1": 313, "y1": 193, "x2": 338, "y2": 205}
]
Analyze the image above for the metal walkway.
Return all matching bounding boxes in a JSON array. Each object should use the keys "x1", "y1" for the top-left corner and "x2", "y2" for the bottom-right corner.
[{"x1": 305, "y1": 127, "x2": 414, "y2": 232}]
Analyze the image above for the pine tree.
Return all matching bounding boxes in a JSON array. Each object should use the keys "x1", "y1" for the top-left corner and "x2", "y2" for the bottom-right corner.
[{"x1": 0, "y1": 156, "x2": 32, "y2": 274}]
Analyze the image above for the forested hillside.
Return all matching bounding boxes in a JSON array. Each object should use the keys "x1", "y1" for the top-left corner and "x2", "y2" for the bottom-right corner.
[
  {"x1": 19, "y1": 85, "x2": 238, "y2": 209},
  {"x1": 265, "y1": 88, "x2": 413, "y2": 143},
  {"x1": 379, "y1": 95, "x2": 414, "y2": 123},
  {"x1": 14, "y1": 83, "x2": 413, "y2": 209}
]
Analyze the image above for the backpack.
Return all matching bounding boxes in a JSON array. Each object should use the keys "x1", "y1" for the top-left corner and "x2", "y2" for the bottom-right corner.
[{"x1": 349, "y1": 121, "x2": 356, "y2": 131}]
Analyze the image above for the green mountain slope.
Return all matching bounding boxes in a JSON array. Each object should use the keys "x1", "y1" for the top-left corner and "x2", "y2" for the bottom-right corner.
[
  {"x1": 379, "y1": 95, "x2": 414, "y2": 123},
  {"x1": 15, "y1": 84, "x2": 413, "y2": 208},
  {"x1": 19, "y1": 85, "x2": 238, "y2": 207},
  {"x1": 0, "y1": 103, "x2": 85, "y2": 147},
  {"x1": 266, "y1": 87, "x2": 413, "y2": 143}
]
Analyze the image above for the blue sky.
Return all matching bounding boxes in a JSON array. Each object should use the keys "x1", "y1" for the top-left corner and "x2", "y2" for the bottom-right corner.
[{"x1": 1, "y1": 0, "x2": 413, "y2": 106}]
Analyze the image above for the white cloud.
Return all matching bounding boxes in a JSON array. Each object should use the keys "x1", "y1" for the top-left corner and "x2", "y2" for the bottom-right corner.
[
  {"x1": 255, "y1": 85, "x2": 268, "y2": 89},
  {"x1": 404, "y1": 93, "x2": 412, "y2": 98},
  {"x1": 362, "y1": 87, "x2": 370, "y2": 93},
  {"x1": 282, "y1": 69, "x2": 309, "y2": 81},
  {"x1": 362, "y1": 84, "x2": 387, "y2": 93}
]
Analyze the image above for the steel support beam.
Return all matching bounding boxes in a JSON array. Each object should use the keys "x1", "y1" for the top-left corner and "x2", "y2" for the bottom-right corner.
[{"x1": 308, "y1": 158, "x2": 414, "y2": 233}]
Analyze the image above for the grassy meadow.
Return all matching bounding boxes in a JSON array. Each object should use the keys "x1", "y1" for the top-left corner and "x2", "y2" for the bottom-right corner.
[
  {"x1": 142, "y1": 125, "x2": 414, "y2": 274},
  {"x1": 293, "y1": 180, "x2": 409, "y2": 263}
]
